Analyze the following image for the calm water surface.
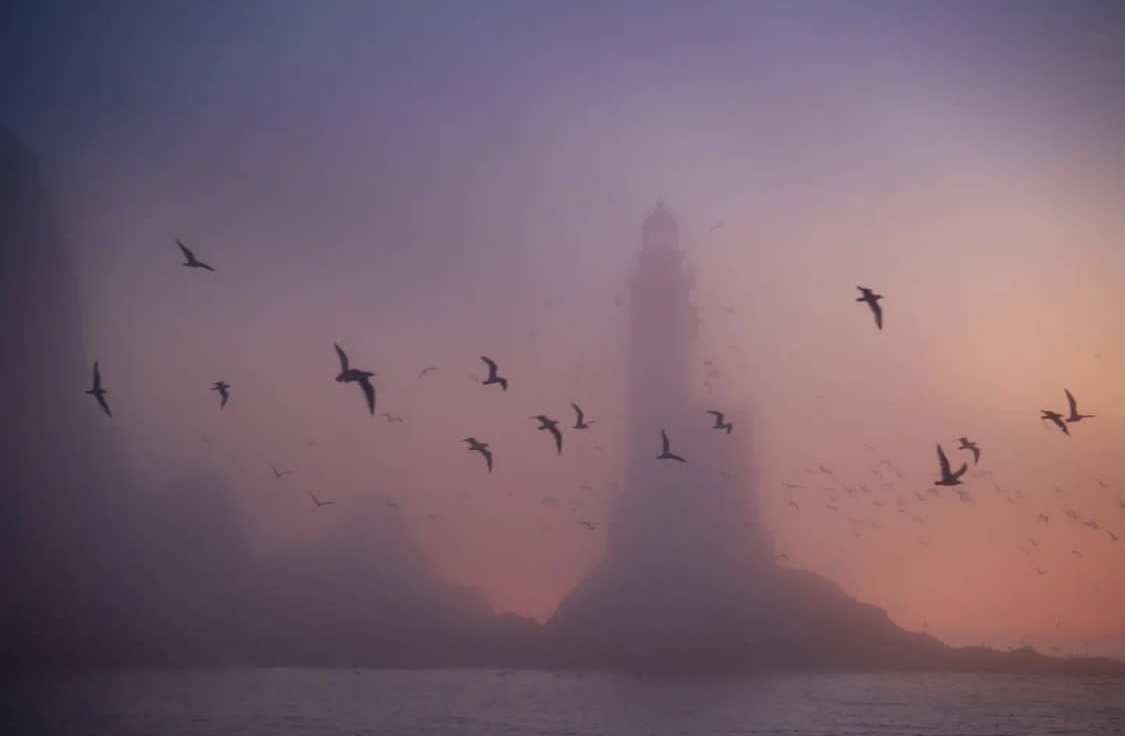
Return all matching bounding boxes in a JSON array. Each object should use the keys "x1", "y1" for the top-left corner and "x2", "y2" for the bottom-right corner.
[{"x1": 3, "y1": 668, "x2": 1122, "y2": 735}]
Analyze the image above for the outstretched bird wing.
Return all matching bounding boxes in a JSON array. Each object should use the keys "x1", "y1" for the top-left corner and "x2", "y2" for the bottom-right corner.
[
  {"x1": 91, "y1": 361, "x2": 102, "y2": 390},
  {"x1": 571, "y1": 402, "x2": 585, "y2": 423},
  {"x1": 95, "y1": 392, "x2": 112, "y2": 417},
  {"x1": 482, "y1": 447, "x2": 493, "y2": 472},
  {"x1": 548, "y1": 425, "x2": 563, "y2": 454},
  {"x1": 176, "y1": 240, "x2": 194, "y2": 262},
  {"x1": 936, "y1": 444, "x2": 952, "y2": 477},
  {"x1": 1064, "y1": 389, "x2": 1078, "y2": 417},
  {"x1": 481, "y1": 355, "x2": 498, "y2": 375},
  {"x1": 707, "y1": 409, "x2": 722, "y2": 419},
  {"x1": 869, "y1": 299, "x2": 883, "y2": 330},
  {"x1": 357, "y1": 376, "x2": 376, "y2": 415},
  {"x1": 660, "y1": 429, "x2": 671, "y2": 454},
  {"x1": 334, "y1": 342, "x2": 350, "y2": 372}
]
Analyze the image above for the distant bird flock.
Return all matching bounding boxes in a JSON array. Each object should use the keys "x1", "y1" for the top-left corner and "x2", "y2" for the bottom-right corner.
[{"x1": 81, "y1": 236, "x2": 1119, "y2": 585}]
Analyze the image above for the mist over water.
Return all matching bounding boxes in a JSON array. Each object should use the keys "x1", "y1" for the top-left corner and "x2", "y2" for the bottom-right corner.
[{"x1": 2, "y1": 0, "x2": 1123, "y2": 685}]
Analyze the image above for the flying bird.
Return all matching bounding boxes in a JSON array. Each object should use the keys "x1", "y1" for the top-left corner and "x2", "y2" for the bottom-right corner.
[
  {"x1": 775, "y1": 553, "x2": 790, "y2": 562},
  {"x1": 657, "y1": 429, "x2": 686, "y2": 462},
  {"x1": 1041, "y1": 410, "x2": 1070, "y2": 435},
  {"x1": 480, "y1": 356, "x2": 508, "y2": 391},
  {"x1": 269, "y1": 464, "x2": 294, "y2": 479},
  {"x1": 176, "y1": 239, "x2": 215, "y2": 271},
  {"x1": 1063, "y1": 389, "x2": 1095, "y2": 423},
  {"x1": 788, "y1": 500, "x2": 800, "y2": 512},
  {"x1": 418, "y1": 366, "x2": 440, "y2": 378},
  {"x1": 577, "y1": 521, "x2": 597, "y2": 531},
  {"x1": 333, "y1": 342, "x2": 376, "y2": 415},
  {"x1": 210, "y1": 380, "x2": 231, "y2": 409},
  {"x1": 706, "y1": 410, "x2": 733, "y2": 434},
  {"x1": 934, "y1": 444, "x2": 968, "y2": 486},
  {"x1": 306, "y1": 491, "x2": 335, "y2": 508},
  {"x1": 1037, "y1": 513, "x2": 1049, "y2": 524},
  {"x1": 462, "y1": 437, "x2": 493, "y2": 472},
  {"x1": 378, "y1": 412, "x2": 404, "y2": 424},
  {"x1": 570, "y1": 402, "x2": 594, "y2": 429},
  {"x1": 85, "y1": 361, "x2": 112, "y2": 417},
  {"x1": 856, "y1": 286, "x2": 884, "y2": 330},
  {"x1": 956, "y1": 436, "x2": 980, "y2": 465},
  {"x1": 530, "y1": 415, "x2": 563, "y2": 455}
]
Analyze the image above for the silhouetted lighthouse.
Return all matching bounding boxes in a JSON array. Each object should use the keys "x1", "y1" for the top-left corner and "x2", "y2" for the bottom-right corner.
[{"x1": 549, "y1": 202, "x2": 772, "y2": 659}]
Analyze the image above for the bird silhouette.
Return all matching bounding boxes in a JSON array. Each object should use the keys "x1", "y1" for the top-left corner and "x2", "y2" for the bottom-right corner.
[
  {"x1": 856, "y1": 286, "x2": 884, "y2": 330},
  {"x1": 706, "y1": 410, "x2": 733, "y2": 434},
  {"x1": 788, "y1": 500, "x2": 800, "y2": 512},
  {"x1": 378, "y1": 412, "x2": 404, "y2": 424},
  {"x1": 1041, "y1": 410, "x2": 1070, "y2": 435},
  {"x1": 333, "y1": 342, "x2": 376, "y2": 415},
  {"x1": 577, "y1": 521, "x2": 597, "y2": 531},
  {"x1": 956, "y1": 436, "x2": 980, "y2": 465},
  {"x1": 306, "y1": 491, "x2": 335, "y2": 508},
  {"x1": 934, "y1": 444, "x2": 968, "y2": 486},
  {"x1": 1063, "y1": 389, "x2": 1095, "y2": 423},
  {"x1": 176, "y1": 239, "x2": 215, "y2": 271},
  {"x1": 570, "y1": 402, "x2": 594, "y2": 429},
  {"x1": 210, "y1": 380, "x2": 231, "y2": 409},
  {"x1": 657, "y1": 429, "x2": 686, "y2": 462},
  {"x1": 775, "y1": 553, "x2": 790, "y2": 562},
  {"x1": 85, "y1": 361, "x2": 112, "y2": 417},
  {"x1": 418, "y1": 366, "x2": 440, "y2": 378},
  {"x1": 480, "y1": 356, "x2": 508, "y2": 391},
  {"x1": 530, "y1": 415, "x2": 563, "y2": 455},
  {"x1": 462, "y1": 437, "x2": 493, "y2": 472},
  {"x1": 269, "y1": 464, "x2": 294, "y2": 479}
]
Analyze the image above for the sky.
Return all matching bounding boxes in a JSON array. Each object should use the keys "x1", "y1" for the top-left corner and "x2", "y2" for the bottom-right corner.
[{"x1": 2, "y1": 0, "x2": 1123, "y2": 657}]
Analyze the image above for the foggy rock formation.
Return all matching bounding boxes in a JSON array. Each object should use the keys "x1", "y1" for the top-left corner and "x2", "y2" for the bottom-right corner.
[{"x1": 0, "y1": 123, "x2": 147, "y2": 667}]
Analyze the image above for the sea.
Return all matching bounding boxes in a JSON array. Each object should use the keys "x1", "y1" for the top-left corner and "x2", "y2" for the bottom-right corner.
[{"x1": 2, "y1": 668, "x2": 1122, "y2": 736}]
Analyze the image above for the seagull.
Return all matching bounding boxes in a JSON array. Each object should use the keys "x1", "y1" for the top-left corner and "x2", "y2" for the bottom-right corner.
[
  {"x1": 775, "y1": 553, "x2": 789, "y2": 562},
  {"x1": 333, "y1": 342, "x2": 376, "y2": 415},
  {"x1": 1036, "y1": 567, "x2": 1047, "y2": 576},
  {"x1": 1041, "y1": 409, "x2": 1070, "y2": 435},
  {"x1": 462, "y1": 437, "x2": 493, "y2": 472},
  {"x1": 176, "y1": 239, "x2": 215, "y2": 271},
  {"x1": 817, "y1": 464, "x2": 833, "y2": 475},
  {"x1": 1063, "y1": 389, "x2": 1095, "y2": 423},
  {"x1": 530, "y1": 415, "x2": 563, "y2": 455},
  {"x1": 706, "y1": 410, "x2": 733, "y2": 434},
  {"x1": 378, "y1": 412, "x2": 404, "y2": 424},
  {"x1": 85, "y1": 361, "x2": 112, "y2": 417},
  {"x1": 210, "y1": 380, "x2": 231, "y2": 409},
  {"x1": 1037, "y1": 513, "x2": 1049, "y2": 524},
  {"x1": 577, "y1": 521, "x2": 597, "y2": 531},
  {"x1": 1071, "y1": 549, "x2": 1084, "y2": 559},
  {"x1": 657, "y1": 429, "x2": 686, "y2": 462},
  {"x1": 788, "y1": 500, "x2": 800, "y2": 512},
  {"x1": 480, "y1": 356, "x2": 508, "y2": 391},
  {"x1": 570, "y1": 402, "x2": 594, "y2": 429},
  {"x1": 1108, "y1": 531, "x2": 1120, "y2": 542},
  {"x1": 710, "y1": 220, "x2": 724, "y2": 232},
  {"x1": 956, "y1": 436, "x2": 980, "y2": 465},
  {"x1": 306, "y1": 491, "x2": 335, "y2": 508},
  {"x1": 934, "y1": 444, "x2": 968, "y2": 486},
  {"x1": 856, "y1": 286, "x2": 884, "y2": 330},
  {"x1": 418, "y1": 366, "x2": 440, "y2": 378},
  {"x1": 269, "y1": 464, "x2": 294, "y2": 479}
]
